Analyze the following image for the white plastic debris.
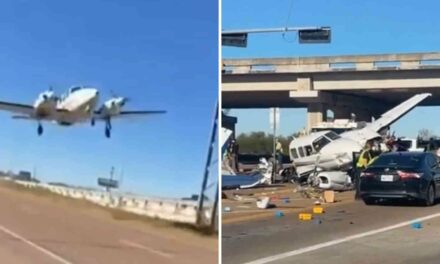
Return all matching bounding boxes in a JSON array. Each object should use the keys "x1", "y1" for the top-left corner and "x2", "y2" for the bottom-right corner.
[{"x1": 256, "y1": 197, "x2": 271, "y2": 209}]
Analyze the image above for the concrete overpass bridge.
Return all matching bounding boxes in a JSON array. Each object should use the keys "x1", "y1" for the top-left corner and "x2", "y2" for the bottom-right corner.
[{"x1": 222, "y1": 52, "x2": 440, "y2": 130}]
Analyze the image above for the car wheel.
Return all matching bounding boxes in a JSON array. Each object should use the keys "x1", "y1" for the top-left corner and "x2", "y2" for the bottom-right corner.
[
  {"x1": 363, "y1": 198, "x2": 376, "y2": 205},
  {"x1": 423, "y1": 184, "x2": 435, "y2": 207}
]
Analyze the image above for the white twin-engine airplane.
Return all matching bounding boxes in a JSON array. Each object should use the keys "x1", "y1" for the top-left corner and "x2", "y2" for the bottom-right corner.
[
  {"x1": 288, "y1": 93, "x2": 431, "y2": 191},
  {"x1": 0, "y1": 86, "x2": 166, "y2": 138}
]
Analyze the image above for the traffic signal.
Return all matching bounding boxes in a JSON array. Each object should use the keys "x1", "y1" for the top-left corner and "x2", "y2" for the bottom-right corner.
[
  {"x1": 222, "y1": 33, "x2": 248, "y2": 47},
  {"x1": 298, "y1": 27, "x2": 331, "y2": 44}
]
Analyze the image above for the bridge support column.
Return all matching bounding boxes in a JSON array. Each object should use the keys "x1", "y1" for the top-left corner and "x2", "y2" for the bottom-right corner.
[
  {"x1": 333, "y1": 106, "x2": 352, "y2": 119},
  {"x1": 307, "y1": 103, "x2": 326, "y2": 132}
]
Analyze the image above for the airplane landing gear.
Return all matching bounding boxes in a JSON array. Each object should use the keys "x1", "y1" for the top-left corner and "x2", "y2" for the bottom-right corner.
[
  {"x1": 37, "y1": 123, "x2": 43, "y2": 136},
  {"x1": 105, "y1": 119, "x2": 112, "y2": 138},
  {"x1": 91, "y1": 118, "x2": 95, "y2": 126},
  {"x1": 105, "y1": 126, "x2": 111, "y2": 138}
]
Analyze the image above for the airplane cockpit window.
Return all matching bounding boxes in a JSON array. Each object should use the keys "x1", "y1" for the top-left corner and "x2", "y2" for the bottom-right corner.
[
  {"x1": 313, "y1": 136, "x2": 331, "y2": 152},
  {"x1": 69, "y1": 86, "x2": 82, "y2": 94},
  {"x1": 291, "y1": 148, "x2": 299, "y2": 159},
  {"x1": 298, "y1": 147, "x2": 305, "y2": 158},
  {"x1": 325, "y1": 131, "x2": 340, "y2": 141},
  {"x1": 305, "y1": 145, "x2": 313, "y2": 156}
]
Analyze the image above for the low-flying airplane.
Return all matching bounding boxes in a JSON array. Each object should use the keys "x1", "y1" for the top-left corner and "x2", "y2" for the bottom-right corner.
[
  {"x1": 0, "y1": 86, "x2": 166, "y2": 138},
  {"x1": 288, "y1": 93, "x2": 431, "y2": 190}
]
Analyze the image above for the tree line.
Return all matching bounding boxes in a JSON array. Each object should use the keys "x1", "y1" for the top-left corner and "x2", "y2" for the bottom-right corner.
[{"x1": 236, "y1": 131, "x2": 300, "y2": 154}]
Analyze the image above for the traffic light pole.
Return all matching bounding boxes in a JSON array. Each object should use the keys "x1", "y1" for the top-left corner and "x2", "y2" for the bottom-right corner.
[{"x1": 222, "y1": 26, "x2": 327, "y2": 35}]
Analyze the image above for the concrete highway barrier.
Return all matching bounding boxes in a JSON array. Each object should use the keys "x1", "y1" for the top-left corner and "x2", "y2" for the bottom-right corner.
[{"x1": 7, "y1": 179, "x2": 210, "y2": 226}]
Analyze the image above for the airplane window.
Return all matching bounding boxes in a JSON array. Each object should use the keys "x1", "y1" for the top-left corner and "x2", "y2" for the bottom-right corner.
[
  {"x1": 305, "y1": 145, "x2": 313, "y2": 156},
  {"x1": 291, "y1": 148, "x2": 299, "y2": 159},
  {"x1": 298, "y1": 147, "x2": 305, "y2": 157},
  {"x1": 313, "y1": 136, "x2": 331, "y2": 152},
  {"x1": 325, "y1": 131, "x2": 340, "y2": 140}
]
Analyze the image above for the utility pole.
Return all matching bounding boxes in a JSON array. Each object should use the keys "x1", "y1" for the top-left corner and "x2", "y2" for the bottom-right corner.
[
  {"x1": 272, "y1": 109, "x2": 276, "y2": 184},
  {"x1": 197, "y1": 101, "x2": 219, "y2": 227}
]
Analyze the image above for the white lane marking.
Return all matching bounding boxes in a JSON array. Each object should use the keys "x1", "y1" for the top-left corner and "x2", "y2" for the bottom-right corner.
[
  {"x1": 244, "y1": 212, "x2": 440, "y2": 264},
  {"x1": 120, "y1": 239, "x2": 174, "y2": 259},
  {"x1": 0, "y1": 224, "x2": 72, "y2": 264}
]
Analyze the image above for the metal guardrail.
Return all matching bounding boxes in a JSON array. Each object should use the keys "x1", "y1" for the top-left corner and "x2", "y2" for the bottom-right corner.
[
  {"x1": 222, "y1": 52, "x2": 440, "y2": 74},
  {"x1": 6, "y1": 179, "x2": 212, "y2": 226}
]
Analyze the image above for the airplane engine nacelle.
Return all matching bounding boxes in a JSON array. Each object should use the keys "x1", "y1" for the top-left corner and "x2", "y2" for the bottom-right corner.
[
  {"x1": 34, "y1": 90, "x2": 58, "y2": 118},
  {"x1": 101, "y1": 97, "x2": 126, "y2": 117},
  {"x1": 313, "y1": 171, "x2": 353, "y2": 191}
]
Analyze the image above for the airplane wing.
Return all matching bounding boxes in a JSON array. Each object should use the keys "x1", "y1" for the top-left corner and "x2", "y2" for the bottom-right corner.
[
  {"x1": 94, "y1": 110, "x2": 167, "y2": 120},
  {"x1": 367, "y1": 93, "x2": 431, "y2": 132},
  {"x1": 119, "y1": 110, "x2": 167, "y2": 116},
  {"x1": 342, "y1": 93, "x2": 431, "y2": 145},
  {"x1": 0, "y1": 101, "x2": 34, "y2": 116}
]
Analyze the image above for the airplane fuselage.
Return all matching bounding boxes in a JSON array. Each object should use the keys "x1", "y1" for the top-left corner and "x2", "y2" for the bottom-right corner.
[
  {"x1": 55, "y1": 88, "x2": 99, "y2": 125},
  {"x1": 32, "y1": 88, "x2": 99, "y2": 125}
]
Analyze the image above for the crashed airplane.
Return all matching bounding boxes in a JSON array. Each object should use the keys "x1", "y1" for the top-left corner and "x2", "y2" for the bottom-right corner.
[{"x1": 288, "y1": 93, "x2": 431, "y2": 191}]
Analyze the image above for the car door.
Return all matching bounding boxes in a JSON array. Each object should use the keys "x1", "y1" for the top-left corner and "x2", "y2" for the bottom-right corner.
[{"x1": 429, "y1": 154, "x2": 440, "y2": 196}]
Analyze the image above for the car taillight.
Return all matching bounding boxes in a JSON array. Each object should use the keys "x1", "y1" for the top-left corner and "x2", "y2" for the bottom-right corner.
[
  {"x1": 397, "y1": 170, "x2": 422, "y2": 179},
  {"x1": 360, "y1": 172, "x2": 374, "y2": 177}
]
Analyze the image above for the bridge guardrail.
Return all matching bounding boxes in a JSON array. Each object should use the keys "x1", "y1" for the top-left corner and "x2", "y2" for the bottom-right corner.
[{"x1": 223, "y1": 52, "x2": 440, "y2": 74}]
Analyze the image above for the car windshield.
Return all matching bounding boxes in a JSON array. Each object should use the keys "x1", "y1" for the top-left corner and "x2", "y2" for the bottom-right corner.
[{"x1": 369, "y1": 154, "x2": 423, "y2": 168}]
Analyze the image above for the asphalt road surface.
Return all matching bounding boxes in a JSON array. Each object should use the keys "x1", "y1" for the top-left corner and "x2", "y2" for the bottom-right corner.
[
  {"x1": 223, "y1": 198, "x2": 440, "y2": 264},
  {"x1": 0, "y1": 183, "x2": 217, "y2": 264}
]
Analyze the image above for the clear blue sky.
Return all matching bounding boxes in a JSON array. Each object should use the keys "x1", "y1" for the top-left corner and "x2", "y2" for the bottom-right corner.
[
  {"x1": 222, "y1": 0, "x2": 440, "y2": 137},
  {"x1": 0, "y1": 0, "x2": 218, "y2": 198}
]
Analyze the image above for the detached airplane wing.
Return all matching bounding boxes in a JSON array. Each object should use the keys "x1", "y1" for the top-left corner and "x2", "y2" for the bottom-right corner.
[
  {"x1": 0, "y1": 101, "x2": 34, "y2": 116},
  {"x1": 367, "y1": 93, "x2": 431, "y2": 133}
]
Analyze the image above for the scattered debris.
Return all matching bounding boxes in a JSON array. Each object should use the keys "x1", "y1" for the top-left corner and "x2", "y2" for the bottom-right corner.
[
  {"x1": 313, "y1": 206, "x2": 324, "y2": 214},
  {"x1": 283, "y1": 198, "x2": 290, "y2": 204},
  {"x1": 233, "y1": 194, "x2": 256, "y2": 202},
  {"x1": 324, "y1": 190, "x2": 335, "y2": 203},
  {"x1": 256, "y1": 197, "x2": 271, "y2": 209},
  {"x1": 299, "y1": 213, "x2": 313, "y2": 221},
  {"x1": 411, "y1": 222, "x2": 423, "y2": 229},
  {"x1": 275, "y1": 211, "x2": 284, "y2": 218},
  {"x1": 297, "y1": 186, "x2": 323, "y2": 200},
  {"x1": 224, "y1": 207, "x2": 231, "y2": 212},
  {"x1": 313, "y1": 218, "x2": 322, "y2": 225}
]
